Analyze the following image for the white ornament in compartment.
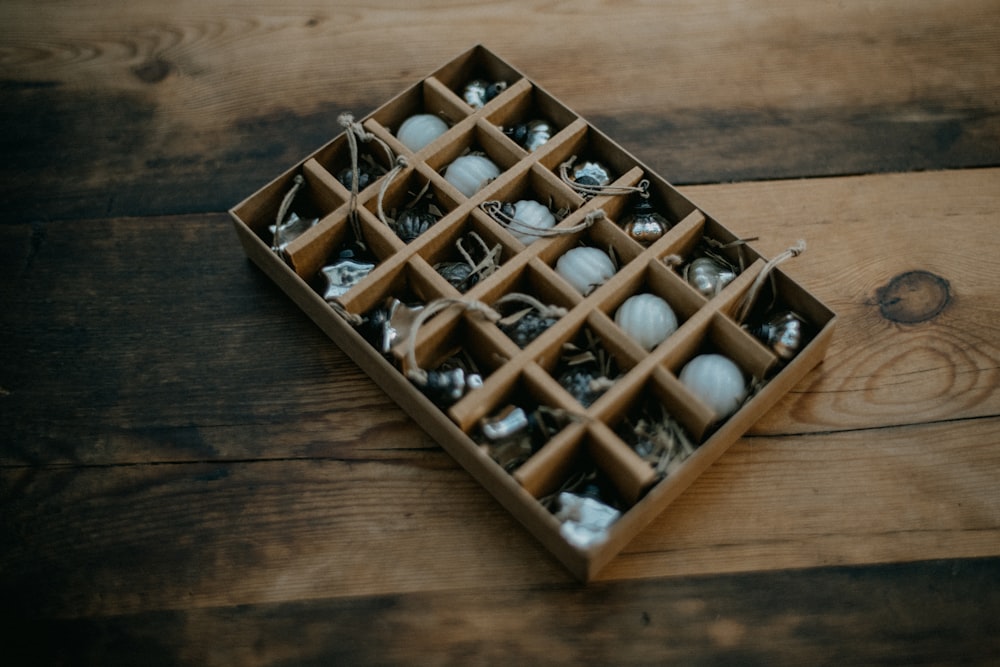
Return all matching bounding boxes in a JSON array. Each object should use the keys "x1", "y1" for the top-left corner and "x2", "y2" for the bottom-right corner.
[
  {"x1": 396, "y1": 114, "x2": 449, "y2": 152},
  {"x1": 509, "y1": 200, "x2": 556, "y2": 245},
  {"x1": 679, "y1": 353, "x2": 746, "y2": 421},
  {"x1": 444, "y1": 154, "x2": 501, "y2": 198},
  {"x1": 614, "y1": 293, "x2": 678, "y2": 351},
  {"x1": 555, "y1": 247, "x2": 616, "y2": 295}
]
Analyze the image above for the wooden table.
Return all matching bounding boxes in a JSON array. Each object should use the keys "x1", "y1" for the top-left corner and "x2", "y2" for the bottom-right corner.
[{"x1": 2, "y1": 1, "x2": 999, "y2": 663}]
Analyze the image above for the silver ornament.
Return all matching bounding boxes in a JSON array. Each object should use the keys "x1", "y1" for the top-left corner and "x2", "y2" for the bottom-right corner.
[
  {"x1": 572, "y1": 161, "x2": 612, "y2": 187},
  {"x1": 622, "y1": 197, "x2": 669, "y2": 246},
  {"x1": 753, "y1": 311, "x2": 807, "y2": 361},
  {"x1": 463, "y1": 79, "x2": 506, "y2": 109},
  {"x1": 320, "y1": 258, "x2": 375, "y2": 300},
  {"x1": 268, "y1": 212, "x2": 318, "y2": 252},
  {"x1": 686, "y1": 256, "x2": 737, "y2": 298},
  {"x1": 421, "y1": 367, "x2": 484, "y2": 406}
]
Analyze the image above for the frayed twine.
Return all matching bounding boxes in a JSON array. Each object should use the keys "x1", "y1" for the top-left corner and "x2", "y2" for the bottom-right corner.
[{"x1": 734, "y1": 240, "x2": 806, "y2": 324}]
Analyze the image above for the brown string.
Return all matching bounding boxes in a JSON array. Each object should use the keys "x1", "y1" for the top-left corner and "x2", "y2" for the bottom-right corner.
[
  {"x1": 377, "y1": 155, "x2": 410, "y2": 227},
  {"x1": 480, "y1": 202, "x2": 604, "y2": 240},
  {"x1": 493, "y1": 292, "x2": 568, "y2": 321},
  {"x1": 734, "y1": 240, "x2": 806, "y2": 324},
  {"x1": 338, "y1": 112, "x2": 398, "y2": 245},
  {"x1": 402, "y1": 298, "x2": 502, "y2": 385},
  {"x1": 329, "y1": 299, "x2": 364, "y2": 326},
  {"x1": 272, "y1": 174, "x2": 305, "y2": 252},
  {"x1": 559, "y1": 157, "x2": 647, "y2": 198}
]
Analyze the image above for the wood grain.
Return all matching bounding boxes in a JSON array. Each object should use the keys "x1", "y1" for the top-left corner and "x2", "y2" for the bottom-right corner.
[
  {"x1": 3, "y1": 170, "x2": 996, "y2": 467},
  {"x1": 2, "y1": 171, "x2": 998, "y2": 621},
  {"x1": 6, "y1": 559, "x2": 998, "y2": 666},
  {"x1": 2, "y1": 0, "x2": 998, "y2": 221},
  {"x1": 2, "y1": 2, "x2": 1000, "y2": 662}
]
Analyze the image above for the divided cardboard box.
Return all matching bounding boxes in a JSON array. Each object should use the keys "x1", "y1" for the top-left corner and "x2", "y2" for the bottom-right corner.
[{"x1": 229, "y1": 45, "x2": 836, "y2": 581}]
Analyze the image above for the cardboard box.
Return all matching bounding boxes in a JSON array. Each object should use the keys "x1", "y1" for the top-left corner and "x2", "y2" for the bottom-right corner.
[{"x1": 229, "y1": 45, "x2": 836, "y2": 581}]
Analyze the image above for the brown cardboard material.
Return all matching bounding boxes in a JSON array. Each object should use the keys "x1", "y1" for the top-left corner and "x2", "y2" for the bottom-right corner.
[{"x1": 229, "y1": 45, "x2": 837, "y2": 582}]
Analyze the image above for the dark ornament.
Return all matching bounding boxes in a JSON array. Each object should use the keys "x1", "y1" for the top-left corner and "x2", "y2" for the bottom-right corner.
[
  {"x1": 557, "y1": 366, "x2": 607, "y2": 408},
  {"x1": 421, "y1": 367, "x2": 484, "y2": 406},
  {"x1": 435, "y1": 261, "x2": 479, "y2": 292},
  {"x1": 394, "y1": 207, "x2": 437, "y2": 243},
  {"x1": 499, "y1": 310, "x2": 558, "y2": 348}
]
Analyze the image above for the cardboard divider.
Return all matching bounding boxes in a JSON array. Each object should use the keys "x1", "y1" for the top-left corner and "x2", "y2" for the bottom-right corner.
[
  {"x1": 229, "y1": 45, "x2": 837, "y2": 582},
  {"x1": 368, "y1": 77, "x2": 470, "y2": 139},
  {"x1": 486, "y1": 80, "x2": 579, "y2": 144},
  {"x1": 400, "y1": 302, "x2": 515, "y2": 391},
  {"x1": 430, "y1": 45, "x2": 526, "y2": 112},
  {"x1": 234, "y1": 159, "x2": 346, "y2": 243},
  {"x1": 311, "y1": 131, "x2": 395, "y2": 198},
  {"x1": 586, "y1": 420, "x2": 660, "y2": 506},
  {"x1": 359, "y1": 165, "x2": 459, "y2": 244},
  {"x1": 537, "y1": 122, "x2": 644, "y2": 187},
  {"x1": 707, "y1": 311, "x2": 778, "y2": 381}
]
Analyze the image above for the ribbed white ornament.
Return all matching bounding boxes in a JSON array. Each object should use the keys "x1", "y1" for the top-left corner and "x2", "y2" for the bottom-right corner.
[
  {"x1": 555, "y1": 247, "x2": 616, "y2": 295},
  {"x1": 396, "y1": 114, "x2": 448, "y2": 152},
  {"x1": 444, "y1": 155, "x2": 501, "y2": 198},
  {"x1": 509, "y1": 200, "x2": 556, "y2": 245},
  {"x1": 679, "y1": 353, "x2": 746, "y2": 420},
  {"x1": 614, "y1": 293, "x2": 678, "y2": 350}
]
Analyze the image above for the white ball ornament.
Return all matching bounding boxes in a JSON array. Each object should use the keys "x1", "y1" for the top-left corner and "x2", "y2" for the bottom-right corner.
[
  {"x1": 444, "y1": 154, "x2": 501, "y2": 198},
  {"x1": 679, "y1": 353, "x2": 747, "y2": 421},
  {"x1": 555, "y1": 247, "x2": 616, "y2": 295},
  {"x1": 396, "y1": 114, "x2": 448, "y2": 152},
  {"x1": 614, "y1": 293, "x2": 678, "y2": 351},
  {"x1": 509, "y1": 200, "x2": 556, "y2": 245}
]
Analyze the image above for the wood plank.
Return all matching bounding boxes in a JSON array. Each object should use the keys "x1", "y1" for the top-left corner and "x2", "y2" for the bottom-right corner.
[
  {"x1": 5, "y1": 558, "x2": 999, "y2": 666},
  {"x1": 680, "y1": 168, "x2": 1000, "y2": 435},
  {"x1": 2, "y1": 170, "x2": 996, "y2": 467},
  {"x1": 2, "y1": 417, "x2": 997, "y2": 617},
  {"x1": 1, "y1": 0, "x2": 998, "y2": 221}
]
